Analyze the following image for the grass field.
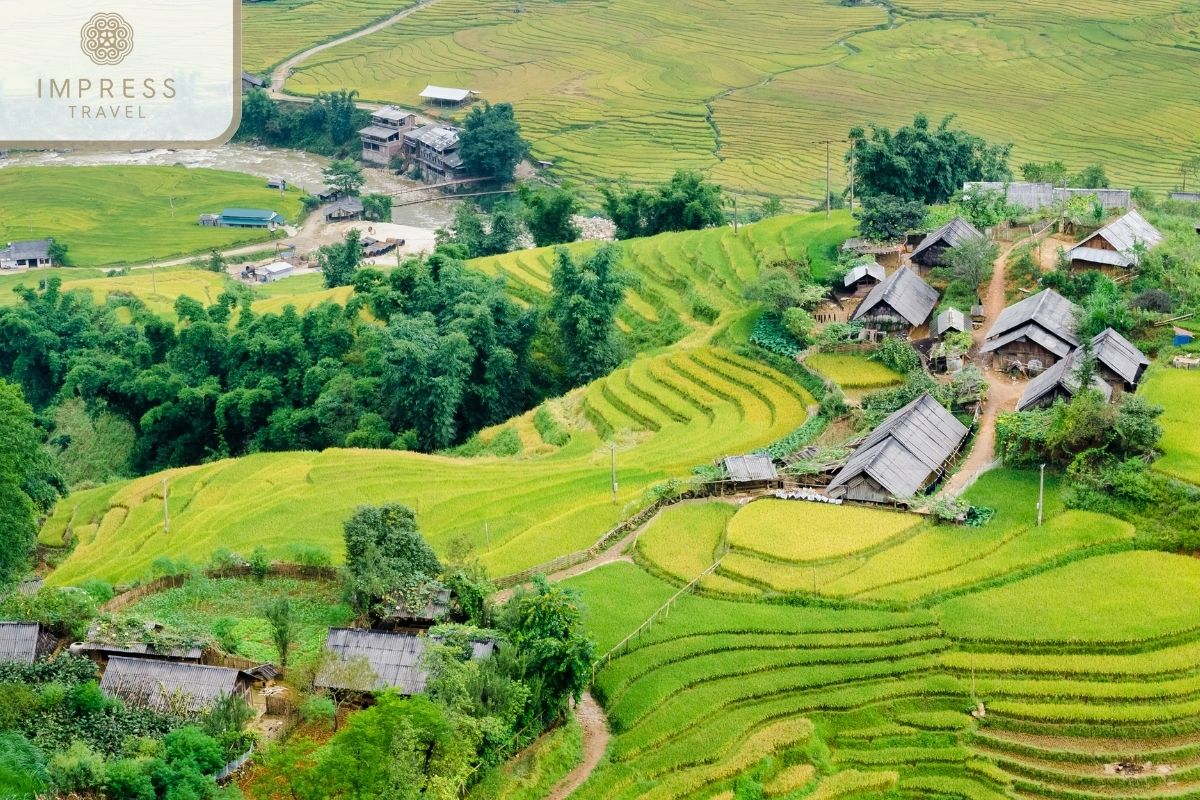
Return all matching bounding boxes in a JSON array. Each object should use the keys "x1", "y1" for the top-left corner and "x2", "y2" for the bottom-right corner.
[
  {"x1": 0, "y1": 166, "x2": 302, "y2": 266},
  {"x1": 1140, "y1": 366, "x2": 1200, "y2": 485},
  {"x1": 283, "y1": 0, "x2": 1200, "y2": 200},
  {"x1": 242, "y1": 0, "x2": 416, "y2": 74},
  {"x1": 43, "y1": 345, "x2": 811, "y2": 585}
]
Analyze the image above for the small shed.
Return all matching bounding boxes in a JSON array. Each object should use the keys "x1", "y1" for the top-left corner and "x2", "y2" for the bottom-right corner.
[
  {"x1": 375, "y1": 586, "x2": 451, "y2": 630},
  {"x1": 933, "y1": 308, "x2": 968, "y2": 339},
  {"x1": 841, "y1": 238, "x2": 902, "y2": 269},
  {"x1": 0, "y1": 622, "x2": 56, "y2": 664},
  {"x1": 419, "y1": 85, "x2": 472, "y2": 106},
  {"x1": 721, "y1": 454, "x2": 780, "y2": 490},
  {"x1": 72, "y1": 620, "x2": 203, "y2": 666},
  {"x1": 316, "y1": 629, "x2": 493, "y2": 695},
  {"x1": 1090, "y1": 327, "x2": 1150, "y2": 393},
  {"x1": 1067, "y1": 209, "x2": 1162, "y2": 274},
  {"x1": 266, "y1": 177, "x2": 287, "y2": 191},
  {"x1": 843, "y1": 262, "x2": 886, "y2": 293},
  {"x1": 1016, "y1": 349, "x2": 1114, "y2": 411},
  {"x1": 1175, "y1": 327, "x2": 1195, "y2": 347},
  {"x1": 316, "y1": 186, "x2": 343, "y2": 203},
  {"x1": 851, "y1": 267, "x2": 939, "y2": 333},
  {"x1": 910, "y1": 217, "x2": 985, "y2": 270},
  {"x1": 0, "y1": 239, "x2": 55, "y2": 269},
  {"x1": 324, "y1": 196, "x2": 365, "y2": 222},
  {"x1": 827, "y1": 393, "x2": 969, "y2": 504},
  {"x1": 1169, "y1": 192, "x2": 1200, "y2": 203},
  {"x1": 254, "y1": 262, "x2": 294, "y2": 283},
  {"x1": 198, "y1": 213, "x2": 220, "y2": 228},
  {"x1": 241, "y1": 71, "x2": 266, "y2": 92},
  {"x1": 100, "y1": 657, "x2": 254, "y2": 713}
]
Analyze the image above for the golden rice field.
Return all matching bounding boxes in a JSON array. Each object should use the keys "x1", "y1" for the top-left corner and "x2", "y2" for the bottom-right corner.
[
  {"x1": 282, "y1": 0, "x2": 1200, "y2": 200},
  {"x1": 42, "y1": 346, "x2": 812, "y2": 585},
  {"x1": 241, "y1": 0, "x2": 417, "y2": 74}
]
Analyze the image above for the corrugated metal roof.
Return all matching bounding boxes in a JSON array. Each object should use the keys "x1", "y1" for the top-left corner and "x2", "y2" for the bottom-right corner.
[
  {"x1": 910, "y1": 217, "x2": 984, "y2": 261},
  {"x1": 359, "y1": 124, "x2": 401, "y2": 139},
  {"x1": 100, "y1": 657, "x2": 241, "y2": 712},
  {"x1": 983, "y1": 289, "x2": 1079, "y2": 350},
  {"x1": 326, "y1": 196, "x2": 364, "y2": 214},
  {"x1": 1017, "y1": 350, "x2": 1113, "y2": 411},
  {"x1": 828, "y1": 394, "x2": 968, "y2": 499},
  {"x1": 0, "y1": 622, "x2": 42, "y2": 664},
  {"x1": 1068, "y1": 247, "x2": 1133, "y2": 268},
  {"x1": 723, "y1": 454, "x2": 779, "y2": 482},
  {"x1": 852, "y1": 267, "x2": 939, "y2": 327},
  {"x1": 933, "y1": 308, "x2": 968, "y2": 338},
  {"x1": 843, "y1": 262, "x2": 886, "y2": 288},
  {"x1": 316, "y1": 629, "x2": 493, "y2": 694},
  {"x1": 1068, "y1": 209, "x2": 1162, "y2": 267},
  {"x1": 1091, "y1": 328, "x2": 1149, "y2": 386},
  {"x1": 420, "y1": 85, "x2": 470, "y2": 102},
  {"x1": 372, "y1": 106, "x2": 413, "y2": 122},
  {"x1": 221, "y1": 208, "x2": 281, "y2": 221},
  {"x1": 404, "y1": 124, "x2": 460, "y2": 151}
]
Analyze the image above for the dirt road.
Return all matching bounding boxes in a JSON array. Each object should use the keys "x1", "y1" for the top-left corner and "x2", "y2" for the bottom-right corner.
[
  {"x1": 546, "y1": 693, "x2": 610, "y2": 800},
  {"x1": 268, "y1": 0, "x2": 441, "y2": 120}
]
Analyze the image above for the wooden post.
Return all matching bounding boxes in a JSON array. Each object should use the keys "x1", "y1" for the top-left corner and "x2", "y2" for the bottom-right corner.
[
  {"x1": 162, "y1": 477, "x2": 170, "y2": 534},
  {"x1": 610, "y1": 443, "x2": 618, "y2": 505},
  {"x1": 848, "y1": 147, "x2": 855, "y2": 213}
]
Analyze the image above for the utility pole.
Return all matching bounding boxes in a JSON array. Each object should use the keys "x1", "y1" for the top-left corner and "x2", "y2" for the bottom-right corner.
[
  {"x1": 484, "y1": 520, "x2": 490, "y2": 551},
  {"x1": 151, "y1": 267, "x2": 157, "y2": 295},
  {"x1": 610, "y1": 443, "x2": 618, "y2": 505},
  {"x1": 848, "y1": 148, "x2": 856, "y2": 213},
  {"x1": 1036, "y1": 463, "x2": 1046, "y2": 527},
  {"x1": 732, "y1": 196, "x2": 739, "y2": 234},
  {"x1": 162, "y1": 477, "x2": 170, "y2": 534}
]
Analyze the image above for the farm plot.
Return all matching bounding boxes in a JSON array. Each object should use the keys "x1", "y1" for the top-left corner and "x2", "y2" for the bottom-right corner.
[
  {"x1": 285, "y1": 0, "x2": 1200, "y2": 198},
  {"x1": 0, "y1": 166, "x2": 303, "y2": 266},
  {"x1": 43, "y1": 346, "x2": 809, "y2": 585},
  {"x1": 1140, "y1": 366, "x2": 1200, "y2": 485},
  {"x1": 803, "y1": 354, "x2": 904, "y2": 394},
  {"x1": 635, "y1": 502, "x2": 736, "y2": 583},
  {"x1": 120, "y1": 574, "x2": 354, "y2": 664},
  {"x1": 241, "y1": 0, "x2": 416, "y2": 73},
  {"x1": 725, "y1": 500, "x2": 921, "y2": 563}
]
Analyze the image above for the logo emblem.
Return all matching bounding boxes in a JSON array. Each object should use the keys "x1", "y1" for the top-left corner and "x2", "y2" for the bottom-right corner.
[{"x1": 80, "y1": 12, "x2": 134, "y2": 65}]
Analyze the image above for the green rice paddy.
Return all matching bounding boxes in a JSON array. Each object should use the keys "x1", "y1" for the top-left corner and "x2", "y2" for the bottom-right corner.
[
  {"x1": 803, "y1": 353, "x2": 904, "y2": 392},
  {"x1": 0, "y1": 166, "x2": 302, "y2": 267},
  {"x1": 283, "y1": 0, "x2": 1200, "y2": 200},
  {"x1": 1141, "y1": 366, "x2": 1200, "y2": 485}
]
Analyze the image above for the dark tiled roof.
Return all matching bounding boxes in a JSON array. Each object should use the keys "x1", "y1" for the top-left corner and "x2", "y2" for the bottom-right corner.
[
  {"x1": 910, "y1": 217, "x2": 984, "y2": 260},
  {"x1": 100, "y1": 657, "x2": 242, "y2": 713},
  {"x1": 852, "y1": 267, "x2": 939, "y2": 327},
  {"x1": 723, "y1": 454, "x2": 778, "y2": 482},
  {"x1": 983, "y1": 289, "x2": 1079, "y2": 350},
  {"x1": 316, "y1": 629, "x2": 494, "y2": 694},
  {"x1": 828, "y1": 394, "x2": 968, "y2": 499},
  {"x1": 1091, "y1": 328, "x2": 1150, "y2": 386},
  {"x1": 1017, "y1": 350, "x2": 1113, "y2": 411},
  {"x1": 843, "y1": 262, "x2": 886, "y2": 288},
  {"x1": 0, "y1": 239, "x2": 53, "y2": 260}
]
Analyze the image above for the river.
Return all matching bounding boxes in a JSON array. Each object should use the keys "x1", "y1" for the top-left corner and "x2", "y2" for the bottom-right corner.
[{"x1": 1, "y1": 142, "x2": 457, "y2": 229}]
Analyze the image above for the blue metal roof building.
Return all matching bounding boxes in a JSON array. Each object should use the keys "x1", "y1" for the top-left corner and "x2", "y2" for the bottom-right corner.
[{"x1": 218, "y1": 208, "x2": 284, "y2": 228}]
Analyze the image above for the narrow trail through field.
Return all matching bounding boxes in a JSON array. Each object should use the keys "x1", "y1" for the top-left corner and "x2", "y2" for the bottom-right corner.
[
  {"x1": 546, "y1": 692, "x2": 609, "y2": 800},
  {"x1": 268, "y1": 0, "x2": 442, "y2": 117}
]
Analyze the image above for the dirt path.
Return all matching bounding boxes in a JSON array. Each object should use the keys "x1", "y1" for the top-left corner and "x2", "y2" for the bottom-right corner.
[
  {"x1": 268, "y1": 0, "x2": 441, "y2": 119},
  {"x1": 546, "y1": 692, "x2": 610, "y2": 800}
]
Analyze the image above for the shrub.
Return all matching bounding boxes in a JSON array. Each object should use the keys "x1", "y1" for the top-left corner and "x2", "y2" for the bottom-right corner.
[
  {"x1": 249, "y1": 547, "x2": 271, "y2": 582},
  {"x1": 104, "y1": 758, "x2": 156, "y2": 800},
  {"x1": 0, "y1": 684, "x2": 39, "y2": 731},
  {"x1": 49, "y1": 741, "x2": 106, "y2": 794},
  {"x1": 67, "y1": 682, "x2": 108, "y2": 715},
  {"x1": 292, "y1": 546, "x2": 332, "y2": 570},
  {"x1": 77, "y1": 579, "x2": 114, "y2": 604},
  {"x1": 163, "y1": 727, "x2": 224, "y2": 774},
  {"x1": 300, "y1": 696, "x2": 336, "y2": 728},
  {"x1": 0, "y1": 732, "x2": 48, "y2": 799},
  {"x1": 869, "y1": 337, "x2": 921, "y2": 375}
]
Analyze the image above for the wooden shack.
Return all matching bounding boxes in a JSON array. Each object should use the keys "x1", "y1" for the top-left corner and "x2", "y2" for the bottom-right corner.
[
  {"x1": 842, "y1": 262, "x2": 886, "y2": 295},
  {"x1": 1066, "y1": 209, "x2": 1162, "y2": 275},
  {"x1": 316, "y1": 628, "x2": 494, "y2": 695},
  {"x1": 850, "y1": 267, "x2": 939, "y2": 335},
  {"x1": 0, "y1": 622, "x2": 56, "y2": 664},
  {"x1": 99, "y1": 657, "x2": 259, "y2": 713},
  {"x1": 979, "y1": 289, "x2": 1079, "y2": 372},
  {"x1": 826, "y1": 394, "x2": 969, "y2": 504},
  {"x1": 1016, "y1": 349, "x2": 1113, "y2": 411},
  {"x1": 909, "y1": 217, "x2": 984, "y2": 271}
]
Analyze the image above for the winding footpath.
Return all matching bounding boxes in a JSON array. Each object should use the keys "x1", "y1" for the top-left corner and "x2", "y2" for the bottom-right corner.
[
  {"x1": 546, "y1": 693, "x2": 610, "y2": 800},
  {"x1": 268, "y1": 0, "x2": 441, "y2": 119}
]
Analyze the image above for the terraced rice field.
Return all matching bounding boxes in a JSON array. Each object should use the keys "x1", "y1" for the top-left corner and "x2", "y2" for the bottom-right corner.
[
  {"x1": 1141, "y1": 366, "x2": 1200, "y2": 485},
  {"x1": 471, "y1": 211, "x2": 853, "y2": 335},
  {"x1": 0, "y1": 166, "x2": 303, "y2": 266},
  {"x1": 572, "y1": 460, "x2": 1200, "y2": 800},
  {"x1": 284, "y1": 0, "x2": 1200, "y2": 199},
  {"x1": 241, "y1": 0, "x2": 416, "y2": 73},
  {"x1": 804, "y1": 353, "x2": 904, "y2": 392},
  {"x1": 42, "y1": 346, "x2": 812, "y2": 585}
]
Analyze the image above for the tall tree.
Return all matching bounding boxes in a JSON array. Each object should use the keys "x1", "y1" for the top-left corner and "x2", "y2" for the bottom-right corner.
[
  {"x1": 342, "y1": 503, "x2": 442, "y2": 614},
  {"x1": 548, "y1": 244, "x2": 629, "y2": 385},
  {"x1": 853, "y1": 194, "x2": 927, "y2": 242},
  {"x1": 458, "y1": 102, "x2": 529, "y2": 183},
  {"x1": 600, "y1": 171, "x2": 724, "y2": 239},
  {"x1": 0, "y1": 382, "x2": 62, "y2": 587},
  {"x1": 317, "y1": 90, "x2": 360, "y2": 146},
  {"x1": 319, "y1": 228, "x2": 362, "y2": 288},
  {"x1": 847, "y1": 113, "x2": 1012, "y2": 204},
  {"x1": 322, "y1": 159, "x2": 366, "y2": 196},
  {"x1": 519, "y1": 185, "x2": 581, "y2": 247}
]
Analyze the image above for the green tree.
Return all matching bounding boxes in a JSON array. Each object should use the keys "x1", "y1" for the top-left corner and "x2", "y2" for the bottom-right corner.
[
  {"x1": 853, "y1": 194, "x2": 927, "y2": 242},
  {"x1": 600, "y1": 171, "x2": 724, "y2": 239},
  {"x1": 0, "y1": 382, "x2": 59, "y2": 588},
  {"x1": 47, "y1": 240, "x2": 69, "y2": 266},
  {"x1": 342, "y1": 503, "x2": 442, "y2": 614},
  {"x1": 317, "y1": 89, "x2": 360, "y2": 146},
  {"x1": 1072, "y1": 163, "x2": 1109, "y2": 189},
  {"x1": 759, "y1": 196, "x2": 784, "y2": 218},
  {"x1": 319, "y1": 228, "x2": 362, "y2": 288},
  {"x1": 1020, "y1": 160, "x2": 1068, "y2": 185},
  {"x1": 519, "y1": 184, "x2": 581, "y2": 247},
  {"x1": 483, "y1": 205, "x2": 521, "y2": 256},
  {"x1": 458, "y1": 102, "x2": 529, "y2": 182},
  {"x1": 361, "y1": 193, "x2": 393, "y2": 222},
  {"x1": 322, "y1": 159, "x2": 366, "y2": 197},
  {"x1": 939, "y1": 237, "x2": 997, "y2": 294},
  {"x1": 548, "y1": 243, "x2": 629, "y2": 385},
  {"x1": 263, "y1": 598, "x2": 294, "y2": 668},
  {"x1": 847, "y1": 113, "x2": 1012, "y2": 203}
]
